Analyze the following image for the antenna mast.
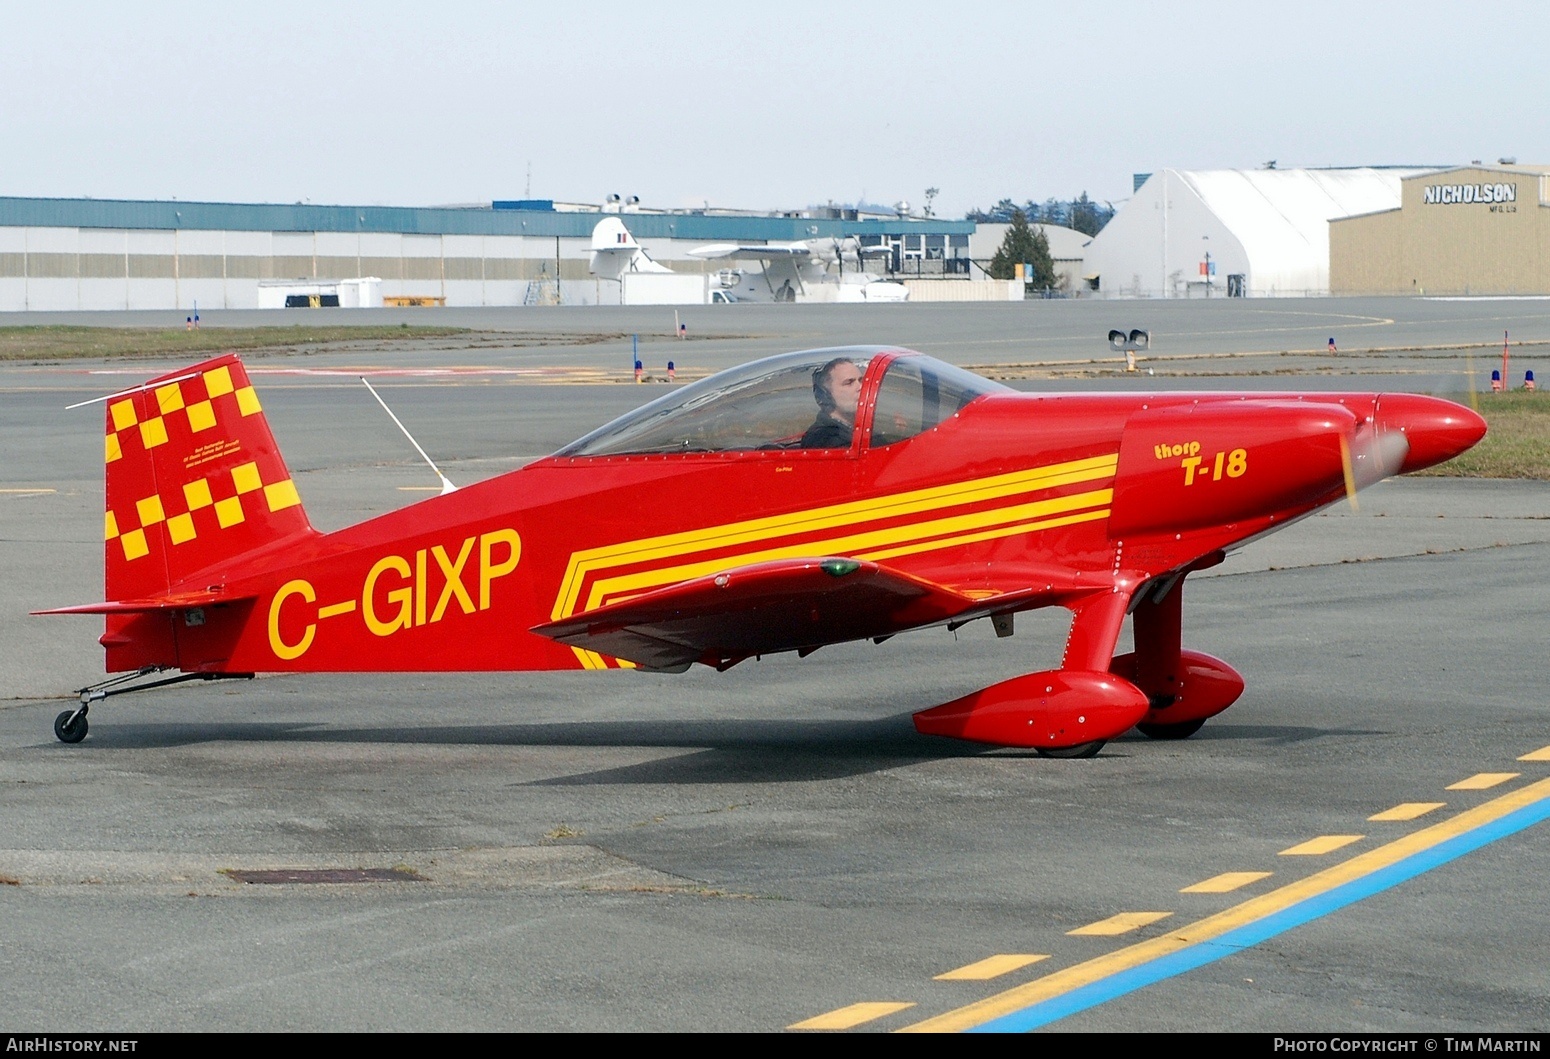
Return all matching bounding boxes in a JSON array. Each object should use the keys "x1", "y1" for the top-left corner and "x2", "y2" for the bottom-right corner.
[{"x1": 360, "y1": 378, "x2": 457, "y2": 495}]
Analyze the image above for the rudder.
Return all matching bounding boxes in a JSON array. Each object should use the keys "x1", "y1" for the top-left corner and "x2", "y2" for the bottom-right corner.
[{"x1": 102, "y1": 355, "x2": 315, "y2": 667}]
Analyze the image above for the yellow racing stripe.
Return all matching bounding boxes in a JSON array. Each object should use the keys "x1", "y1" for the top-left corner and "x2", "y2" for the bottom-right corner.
[
  {"x1": 856, "y1": 509, "x2": 1109, "y2": 564},
  {"x1": 581, "y1": 490, "x2": 1113, "y2": 613},
  {"x1": 552, "y1": 454, "x2": 1117, "y2": 620}
]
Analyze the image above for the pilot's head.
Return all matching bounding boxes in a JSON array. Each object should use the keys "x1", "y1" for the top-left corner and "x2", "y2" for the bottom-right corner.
[{"x1": 813, "y1": 357, "x2": 863, "y2": 419}]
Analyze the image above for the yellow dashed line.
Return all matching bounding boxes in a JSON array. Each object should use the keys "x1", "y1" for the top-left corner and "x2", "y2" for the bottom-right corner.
[
  {"x1": 1369, "y1": 803, "x2": 1446, "y2": 822},
  {"x1": 1180, "y1": 871, "x2": 1272, "y2": 894},
  {"x1": 935, "y1": 955, "x2": 1049, "y2": 981},
  {"x1": 788, "y1": 1001, "x2": 915, "y2": 1031},
  {"x1": 1280, "y1": 835, "x2": 1364, "y2": 856},
  {"x1": 1068, "y1": 912, "x2": 1171, "y2": 936},
  {"x1": 1447, "y1": 773, "x2": 1519, "y2": 791},
  {"x1": 806, "y1": 765, "x2": 1542, "y2": 1032},
  {"x1": 901, "y1": 776, "x2": 1550, "y2": 1033},
  {"x1": 1518, "y1": 746, "x2": 1550, "y2": 762}
]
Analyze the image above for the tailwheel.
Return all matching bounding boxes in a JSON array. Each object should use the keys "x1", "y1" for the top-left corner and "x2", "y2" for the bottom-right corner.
[
  {"x1": 48, "y1": 669, "x2": 255, "y2": 744},
  {"x1": 54, "y1": 708, "x2": 88, "y2": 744},
  {"x1": 1136, "y1": 718, "x2": 1205, "y2": 740},
  {"x1": 1035, "y1": 740, "x2": 1105, "y2": 759}
]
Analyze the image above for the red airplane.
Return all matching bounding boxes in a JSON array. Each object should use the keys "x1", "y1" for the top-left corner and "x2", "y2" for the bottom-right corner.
[{"x1": 39, "y1": 346, "x2": 1486, "y2": 755}]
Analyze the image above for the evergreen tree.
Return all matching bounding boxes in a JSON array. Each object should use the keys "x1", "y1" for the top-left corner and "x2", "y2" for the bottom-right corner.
[
  {"x1": 987, "y1": 209, "x2": 1056, "y2": 290},
  {"x1": 1069, "y1": 192, "x2": 1106, "y2": 236}
]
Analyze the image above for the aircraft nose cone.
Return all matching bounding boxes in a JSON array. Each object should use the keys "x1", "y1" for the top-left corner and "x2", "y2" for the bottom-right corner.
[{"x1": 1377, "y1": 394, "x2": 1487, "y2": 474}]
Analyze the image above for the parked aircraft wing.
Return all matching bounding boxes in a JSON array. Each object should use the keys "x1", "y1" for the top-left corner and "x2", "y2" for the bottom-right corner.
[
  {"x1": 530, "y1": 556, "x2": 1070, "y2": 671},
  {"x1": 688, "y1": 243, "x2": 812, "y2": 259}
]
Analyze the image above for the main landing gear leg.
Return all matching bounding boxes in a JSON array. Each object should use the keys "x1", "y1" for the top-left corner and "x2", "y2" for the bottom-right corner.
[
  {"x1": 1030, "y1": 589, "x2": 1137, "y2": 758},
  {"x1": 1130, "y1": 579, "x2": 1199, "y2": 739},
  {"x1": 1113, "y1": 572, "x2": 1245, "y2": 740}
]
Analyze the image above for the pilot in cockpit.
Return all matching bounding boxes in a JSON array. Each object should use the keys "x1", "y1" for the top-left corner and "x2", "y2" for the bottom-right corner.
[{"x1": 801, "y1": 357, "x2": 863, "y2": 448}]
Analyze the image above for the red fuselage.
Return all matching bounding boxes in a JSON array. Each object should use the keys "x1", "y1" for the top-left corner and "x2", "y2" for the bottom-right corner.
[{"x1": 157, "y1": 379, "x2": 1480, "y2": 677}]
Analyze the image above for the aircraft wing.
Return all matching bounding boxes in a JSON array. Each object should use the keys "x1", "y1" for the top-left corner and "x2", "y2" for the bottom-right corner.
[
  {"x1": 530, "y1": 557, "x2": 1091, "y2": 671},
  {"x1": 689, "y1": 243, "x2": 811, "y2": 260}
]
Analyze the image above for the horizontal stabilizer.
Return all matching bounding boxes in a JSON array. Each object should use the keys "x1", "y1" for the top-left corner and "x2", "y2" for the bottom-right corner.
[
  {"x1": 34, "y1": 588, "x2": 255, "y2": 616},
  {"x1": 533, "y1": 557, "x2": 986, "y2": 670}
]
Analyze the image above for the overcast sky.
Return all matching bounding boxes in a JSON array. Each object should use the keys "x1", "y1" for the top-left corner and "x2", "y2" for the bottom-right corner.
[{"x1": 2, "y1": 1, "x2": 1544, "y2": 218}]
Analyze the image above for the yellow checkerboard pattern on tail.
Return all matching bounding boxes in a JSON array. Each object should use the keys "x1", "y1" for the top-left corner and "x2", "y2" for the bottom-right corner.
[{"x1": 103, "y1": 354, "x2": 315, "y2": 609}]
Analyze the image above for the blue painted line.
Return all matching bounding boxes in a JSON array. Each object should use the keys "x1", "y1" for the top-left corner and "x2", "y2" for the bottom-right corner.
[{"x1": 971, "y1": 795, "x2": 1550, "y2": 1032}]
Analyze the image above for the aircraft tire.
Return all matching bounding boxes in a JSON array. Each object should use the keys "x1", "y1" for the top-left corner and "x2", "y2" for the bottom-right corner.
[
  {"x1": 53, "y1": 710, "x2": 87, "y2": 744},
  {"x1": 1136, "y1": 719, "x2": 1206, "y2": 740},
  {"x1": 1034, "y1": 740, "x2": 1104, "y2": 759}
]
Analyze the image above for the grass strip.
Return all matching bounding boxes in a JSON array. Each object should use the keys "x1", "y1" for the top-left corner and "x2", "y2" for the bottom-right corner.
[
  {"x1": 1417, "y1": 390, "x2": 1550, "y2": 480},
  {"x1": 0, "y1": 324, "x2": 469, "y2": 361}
]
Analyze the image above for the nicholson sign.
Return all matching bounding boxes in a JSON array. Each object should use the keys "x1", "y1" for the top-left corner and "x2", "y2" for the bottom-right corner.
[{"x1": 1423, "y1": 182, "x2": 1518, "y2": 205}]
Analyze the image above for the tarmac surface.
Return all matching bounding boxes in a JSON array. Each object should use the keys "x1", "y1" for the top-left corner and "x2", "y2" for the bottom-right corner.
[{"x1": 2, "y1": 298, "x2": 1548, "y2": 1032}]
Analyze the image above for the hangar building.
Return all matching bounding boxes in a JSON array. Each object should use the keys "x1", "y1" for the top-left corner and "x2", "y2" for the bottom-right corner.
[
  {"x1": 1330, "y1": 165, "x2": 1550, "y2": 295},
  {"x1": 0, "y1": 196, "x2": 975, "y2": 311},
  {"x1": 1083, "y1": 168, "x2": 1432, "y2": 298}
]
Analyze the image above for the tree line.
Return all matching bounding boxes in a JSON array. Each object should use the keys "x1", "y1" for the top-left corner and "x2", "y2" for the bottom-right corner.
[{"x1": 965, "y1": 192, "x2": 1113, "y2": 237}]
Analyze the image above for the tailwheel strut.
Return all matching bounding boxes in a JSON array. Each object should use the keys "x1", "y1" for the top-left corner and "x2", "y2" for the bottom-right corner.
[{"x1": 52, "y1": 667, "x2": 254, "y2": 744}]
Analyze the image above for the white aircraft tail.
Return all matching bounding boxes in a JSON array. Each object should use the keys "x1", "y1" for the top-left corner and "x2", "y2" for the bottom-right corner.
[{"x1": 589, "y1": 217, "x2": 672, "y2": 279}]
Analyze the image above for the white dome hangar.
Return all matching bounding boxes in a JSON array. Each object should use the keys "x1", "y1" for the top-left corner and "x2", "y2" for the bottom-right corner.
[{"x1": 1083, "y1": 167, "x2": 1434, "y2": 298}]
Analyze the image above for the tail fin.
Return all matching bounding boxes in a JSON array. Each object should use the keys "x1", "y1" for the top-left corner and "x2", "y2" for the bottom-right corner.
[
  {"x1": 101, "y1": 355, "x2": 314, "y2": 667},
  {"x1": 588, "y1": 217, "x2": 672, "y2": 278}
]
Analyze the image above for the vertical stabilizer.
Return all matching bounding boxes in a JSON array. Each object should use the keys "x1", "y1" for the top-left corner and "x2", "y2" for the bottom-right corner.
[
  {"x1": 101, "y1": 355, "x2": 315, "y2": 667},
  {"x1": 589, "y1": 217, "x2": 672, "y2": 278}
]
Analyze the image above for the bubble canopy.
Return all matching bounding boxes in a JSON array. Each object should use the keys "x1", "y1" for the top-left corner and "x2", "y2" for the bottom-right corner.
[{"x1": 554, "y1": 347, "x2": 1010, "y2": 457}]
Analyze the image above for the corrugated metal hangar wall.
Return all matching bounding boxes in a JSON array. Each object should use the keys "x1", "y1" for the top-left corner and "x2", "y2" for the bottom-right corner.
[
  {"x1": 1331, "y1": 166, "x2": 1550, "y2": 296},
  {"x1": 0, "y1": 198, "x2": 972, "y2": 311}
]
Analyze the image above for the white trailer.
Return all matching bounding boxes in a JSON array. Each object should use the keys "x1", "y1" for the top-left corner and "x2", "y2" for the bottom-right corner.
[{"x1": 620, "y1": 271, "x2": 711, "y2": 305}]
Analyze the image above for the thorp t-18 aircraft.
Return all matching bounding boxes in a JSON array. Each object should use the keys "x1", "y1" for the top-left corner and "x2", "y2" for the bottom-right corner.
[{"x1": 39, "y1": 347, "x2": 1485, "y2": 755}]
